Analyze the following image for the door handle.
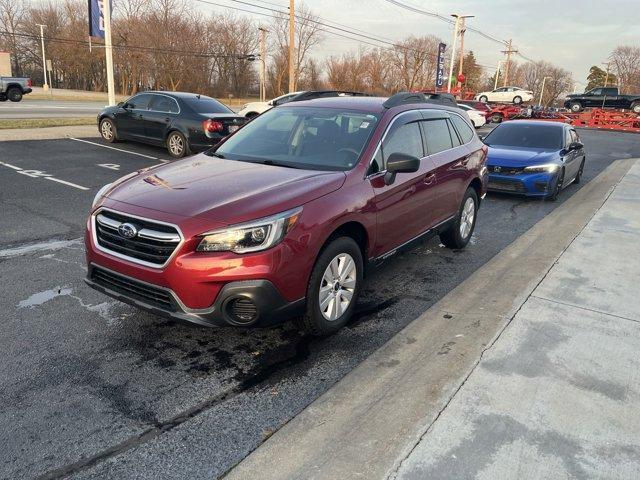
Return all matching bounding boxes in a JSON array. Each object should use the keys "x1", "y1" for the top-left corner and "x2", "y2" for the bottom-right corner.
[
  {"x1": 424, "y1": 173, "x2": 436, "y2": 185},
  {"x1": 164, "y1": 117, "x2": 170, "y2": 123}
]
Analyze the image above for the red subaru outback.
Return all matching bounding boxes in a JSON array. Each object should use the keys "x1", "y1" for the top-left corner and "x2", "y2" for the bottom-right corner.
[{"x1": 85, "y1": 92, "x2": 488, "y2": 335}]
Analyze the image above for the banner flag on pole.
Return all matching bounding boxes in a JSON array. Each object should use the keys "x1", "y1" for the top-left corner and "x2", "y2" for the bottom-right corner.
[
  {"x1": 436, "y1": 42, "x2": 446, "y2": 88},
  {"x1": 88, "y1": 0, "x2": 112, "y2": 39}
]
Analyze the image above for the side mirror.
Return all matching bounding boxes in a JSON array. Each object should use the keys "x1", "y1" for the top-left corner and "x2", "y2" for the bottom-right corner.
[
  {"x1": 384, "y1": 153, "x2": 420, "y2": 185},
  {"x1": 267, "y1": 100, "x2": 274, "y2": 106},
  {"x1": 568, "y1": 141, "x2": 583, "y2": 151}
]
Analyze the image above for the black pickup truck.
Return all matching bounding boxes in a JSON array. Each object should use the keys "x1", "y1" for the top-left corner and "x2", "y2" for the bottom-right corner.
[{"x1": 564, "y1": 87, "x2": 640, "y2": 113}]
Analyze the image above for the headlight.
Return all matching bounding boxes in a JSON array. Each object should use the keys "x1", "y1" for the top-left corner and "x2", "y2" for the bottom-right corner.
[
  {"x1": 92, "y1": 183, "x2": 112, "y2": 208},
  {"x1": 524, "y1": 163, "x2": 559, "y2": 173},
  {"x1": 197, "y1": 207, "x2": 302, "y2": 254}
]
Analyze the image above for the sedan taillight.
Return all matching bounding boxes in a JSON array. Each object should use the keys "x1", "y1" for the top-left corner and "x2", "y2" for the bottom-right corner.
[{"x1": 202, "y1": 119, "x2": 224, "y2": 133}]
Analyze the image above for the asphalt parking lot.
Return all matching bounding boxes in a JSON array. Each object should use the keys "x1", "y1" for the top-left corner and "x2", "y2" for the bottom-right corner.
[{"x1": 1, "y1": 127, "x2": 639, "y2": 480}]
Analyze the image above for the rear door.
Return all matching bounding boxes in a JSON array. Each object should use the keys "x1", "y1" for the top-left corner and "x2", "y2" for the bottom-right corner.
[
  {"x1": 143, "y1": 94, "x2": 180, "y2": 144},
  {"x1": 368, "y1": 111, "x2": 438, "y2": 256}
]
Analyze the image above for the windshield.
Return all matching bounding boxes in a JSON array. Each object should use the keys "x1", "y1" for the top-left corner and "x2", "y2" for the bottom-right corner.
[
  {"x1": 211, "y1": 106, "x2": 380, "y2": 171},
  {"x1": 483, "y1": 123, "x2": 563, "y2": 150},
  {"x1": 184, "y1": 95, "x2": 233, "y2": 114}
]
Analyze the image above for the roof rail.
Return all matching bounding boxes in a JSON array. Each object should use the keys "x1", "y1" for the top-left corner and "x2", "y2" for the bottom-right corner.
[
  {"x1": 288, "y1": 90, "x2": 372, "y2": 103},
  {"x1": 383, "y1": 91, "x2": 457, "y2": 109}
]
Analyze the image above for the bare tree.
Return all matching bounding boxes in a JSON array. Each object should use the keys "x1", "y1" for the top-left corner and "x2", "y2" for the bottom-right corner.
[{"x1": 611, "y1": 45, "x2": 640, "y2": 93}]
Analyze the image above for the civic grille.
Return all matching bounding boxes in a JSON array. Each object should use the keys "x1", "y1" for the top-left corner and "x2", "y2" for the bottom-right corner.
[
  {"x1": 94, "y1": 209, "x2": 181, "y2": 267},
  {"x1": 91, "y1": 266, "x2": 175, "y2": 311},
  {"x1": 488, "y1": 165, "x2": 525, "y2": 175},
  {"x1": 488, "y1": 178, "x2": 526, "y2": 193}
]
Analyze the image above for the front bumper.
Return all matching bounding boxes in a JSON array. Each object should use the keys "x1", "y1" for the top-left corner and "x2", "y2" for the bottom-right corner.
[
  {"x1": 487, "y1": 171, "x2": 558, "y2": 197},
  {"x1": 85, "y1": 263, "x2": 304, "y2": 327}
]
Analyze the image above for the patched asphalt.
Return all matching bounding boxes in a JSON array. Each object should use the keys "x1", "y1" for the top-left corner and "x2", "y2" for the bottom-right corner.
[{"x1": 1, "y1": 128, "x2": 639, "y2": 479}]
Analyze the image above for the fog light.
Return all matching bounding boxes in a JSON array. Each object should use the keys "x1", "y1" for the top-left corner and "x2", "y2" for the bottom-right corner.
[{"x1": 226, "y1": 297, "x2": 258, "y2": 325}]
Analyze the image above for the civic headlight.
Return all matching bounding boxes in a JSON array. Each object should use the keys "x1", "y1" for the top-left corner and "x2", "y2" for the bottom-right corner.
[
  {"x1": 197, "y1": 207, "x2": 302, "y2": 254},
  {"x1": 524, "y1": 163, "x2": 559, "y2": 173},
  {"x1": 92, "y1": 183, "x2": 112, "y2": 208}
]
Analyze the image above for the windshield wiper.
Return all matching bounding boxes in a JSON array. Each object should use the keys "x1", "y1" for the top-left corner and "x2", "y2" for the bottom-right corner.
[
  {"x1": 208, "y1": 152, "x2": 225, "y2": 158},
  {"x1": 261, "y1": 159, "x2": 300, "y2": 169}
]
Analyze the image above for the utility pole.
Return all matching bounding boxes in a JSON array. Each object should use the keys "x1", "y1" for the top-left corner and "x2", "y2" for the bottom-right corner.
[
  {"x1": 103, "y1": 0, "x2": 116, "y2": 106},
  {"x1": 494, "y1": 60, "x2": 504, "y2": 90},
  {"x1": 602, "y1": 61, "x2": 611, "y2": 87},
  {"x1": 288, "y1": 0, "x2": 295, "y2": 93},
  {"x1": 538, "y1": 76, "x2": 551, "y2": 106},
  {"x1": 36, "y1": 24, "x2": 48, "y2": 91},
  {"x1": 258, "y1": 27, "x2": 267, "y2": 102},
  {"x1": 501, "y1": 39, "x2": 518, "y2": 87},
  {"x1": 447, "y1": 14, "x2": 473, "y2": 93},
  {"x1": 457, "y1": 17, "x2": 467, "y2": 85}
]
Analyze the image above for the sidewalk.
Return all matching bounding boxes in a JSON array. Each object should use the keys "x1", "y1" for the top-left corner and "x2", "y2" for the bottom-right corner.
[
  {"x1": 224, "y1": 158, "x2": 639, "y2": 480},
  {"x1": 393, "y1": 161, "x2": 640, "y2": 479}
]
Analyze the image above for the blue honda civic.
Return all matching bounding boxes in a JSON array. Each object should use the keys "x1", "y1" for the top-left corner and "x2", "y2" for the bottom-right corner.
[{"x1": 483, "y1": 120, "x2": 586, "y2": 200}]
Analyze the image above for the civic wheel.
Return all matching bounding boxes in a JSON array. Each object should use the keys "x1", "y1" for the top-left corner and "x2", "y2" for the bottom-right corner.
[
  {"x1": 479, "y1": 95, "x2": 488, "y2": 103},
  {"x1": 631, "y1": 102, "x2": 640, "y2": 114},
  {"x1": 574, "y1": 158, "x2": 585, "y2": 184},
  {"x1": 7, "y1": 87, "x2": 22, "y2": 102},
  {"x1": 297, "y1": 236, "x2": 363, "y2": 336},
  {"x1": 570, "y1": 102, "x2": 582, "y2": 113},
  {"x1": 513, "y1": 95, "x2": 522, "y2": 104},
  {"x1": 167, "y1": 131, "x2": 189, "y2": 158},
  {"x1": 548, "y1": 168, "x2": 565, "y2": 201},
  {"x1": 440, "y1": 187, "x2": 478, "y2": 250},
  {"x1": 99, "y1": 118, "x2": 117, "y2": 143}
]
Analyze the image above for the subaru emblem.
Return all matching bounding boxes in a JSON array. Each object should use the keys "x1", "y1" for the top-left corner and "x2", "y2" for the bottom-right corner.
[{"x1": 118, "y1": 222, "x2": 138, "y2": 239}]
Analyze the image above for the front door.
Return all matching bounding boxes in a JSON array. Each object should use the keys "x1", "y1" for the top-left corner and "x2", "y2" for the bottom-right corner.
[
  {"x1": 113, "y1": 93, "x2": 152, "y2": 139},
  {"x1": 368, "y1": 111, "x2": 439, "y2": 257}
]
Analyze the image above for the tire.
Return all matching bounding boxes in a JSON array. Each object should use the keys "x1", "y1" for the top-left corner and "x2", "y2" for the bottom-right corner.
[
  {"x1": 513, "y1": 95, "x2": 522, "y2": 104},
  {"x1": 297, "y1": 236, "x2": 363, "y2": 336},
  {"x1": 166, "y1": 131, "x2": 190, "y2": 158},
  {"x1": 0, "y1": 94, "x2": 7, "y2": 102},
  {"x1": 491, "y1": 113, "x2": 503, "y2": 123},
  {"x1": 574, "y1": 158, "x2": 585, "y2": 184},
  {"x1": 7, "y1": 87, "x2": 22, "y2": 102},
  {"x1": 99, "y1": 118, "x2": 118, "y2": 143},
  {"x1": 631, "y1": 102, "x2": 640, "y2": 114},
  {"x1": 479, "y1": 95, "x2": 488, "y2": 103},
  {"x1": 548, "y1": 168, "x2": 565, "y2": 201},
  {"x1": 439, "y1": 187, "x2": 478, "y2": 250},
  {"x1": 570, "y1": 102, "x2": 582, "y2": 113}
]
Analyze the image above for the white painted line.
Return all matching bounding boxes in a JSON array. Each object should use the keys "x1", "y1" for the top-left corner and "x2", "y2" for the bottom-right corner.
[
  {"x1": 0, "y1": 238, "x2": 83, "y2": 259},
  {"x1": 45, "y1": 177, "x2": 90, "y2": 190},
  {"x1": 0, "y1": 161, "x2": 22, "y2": 170},
  {"x1": 68, "y1": 137, "x2": 167, "y2": 161}
]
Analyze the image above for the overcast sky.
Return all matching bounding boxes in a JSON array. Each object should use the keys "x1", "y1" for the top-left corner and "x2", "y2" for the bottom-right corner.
[{"x1": 195, "y1": 0, "x2": 640, "y2": 87}]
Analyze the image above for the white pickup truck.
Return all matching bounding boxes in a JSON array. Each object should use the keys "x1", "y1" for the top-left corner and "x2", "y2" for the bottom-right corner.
[{"x1": 0, "y1": 77, "x2": 33, "y2": 102}]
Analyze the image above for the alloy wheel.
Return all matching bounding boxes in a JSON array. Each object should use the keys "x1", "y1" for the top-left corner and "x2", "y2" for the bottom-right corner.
[
  {"x1": 319, "y1": 253, "x2": 357, "y2": 321},
  {"x1": 168, "y1": 134, "x2": 184, "y2": 156},
  {"x1": 100, "y1": 120, "x2": 113, "y2": 140},
  {"x1": 459, "y1": 197, "x2": 476, "y2": 240}
]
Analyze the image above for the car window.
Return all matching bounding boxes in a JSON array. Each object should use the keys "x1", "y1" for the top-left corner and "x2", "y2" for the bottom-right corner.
[
  {"x1": 495, "y1": 88, "x2": 506, "y2": 92},
  {"x1": 564, "y1": 128, "x2": 573, "y2": 147},
  {"x1": 590, "y1": 88, "x2": 603, "y2": 96},
  {"x1": 149, "y1": 95, "x2": 179, "y2": 113},
  {"x1": 273, "y1": 93, "x2": 297, "y2": 106},
  {"x1": 603, "y1": 88, "x2": 617, "y2": 96},
  {"x1": 126, "y1": 93, "x2": 153, "y2": 110},
  {"x1": 183, "y1": 95, "x2": 233, "y2": 114},
  {"x1": 423, "y1": 119, "x2": 454, "y2": 154},
  {"x1": 381, "y1": 122, "x2": 424, "y2": 168},
  {"x1": 483, "y1": 123, "x2": 563, "y2": 149},
  {"x1": 570, "y1": 130, "x2": 579, "y2": 143},
  {"x1": 450, "y1": 114, "x2": 474, "y2": 144},
  {"x1": 214, "y1": 106, "x2": 380, "y2": 171}
]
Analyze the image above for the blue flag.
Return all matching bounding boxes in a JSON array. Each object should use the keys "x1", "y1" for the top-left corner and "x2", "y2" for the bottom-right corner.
[{"x1": 88, "y1": 0, "x2": 112, "y2": 39}]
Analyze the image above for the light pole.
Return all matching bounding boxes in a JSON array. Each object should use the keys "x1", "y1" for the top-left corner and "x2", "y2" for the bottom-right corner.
[
  {"x1": 538, "y1": 76, "x2": 552, "y2": 106},
  {"x1": 258, "y1": 27, "x2": 267, "y2": 102},
  {"x1": 447, "y1": 14, "x2": 474, "y2": 93},
  {"x1": 494, "y1": 60, "x2": 504, "y2": 90},
  {"x1": 103, "y1": 0, "x2": 116, "y2": 106},
  {"x1": 288, "y1": 0, "x2": 295, "y2": 93},
  {"x1": 36, "y1": 23, "x2": 48, "y2": 90}
]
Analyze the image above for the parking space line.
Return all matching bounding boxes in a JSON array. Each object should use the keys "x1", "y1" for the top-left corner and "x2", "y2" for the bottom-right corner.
[
  {"x1": 67, "y1": 137, "x2": 169, "y2": 163},
  {"x1": 0, "y1": 161, "x2": 22, "y2": 170},
  {"x1": 45, "y1": 177, "x2": 90, "y2": 191}
]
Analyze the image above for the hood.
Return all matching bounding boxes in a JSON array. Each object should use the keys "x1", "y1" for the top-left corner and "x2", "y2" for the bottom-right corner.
[
  {"x1": 105, "y1": 154, "x2": 346, "y2": 225},
  {"x1": 487, "y1": 146, "x2": 559, "y2": 167}
]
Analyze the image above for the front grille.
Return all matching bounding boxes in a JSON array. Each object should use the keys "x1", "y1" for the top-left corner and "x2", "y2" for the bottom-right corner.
[
  {"x1": 488, "y1": 165, "x2": 525, "y2": 175},
  {"x1": 94, "y1": 210, "x2": 181, "y2": 267},
  {"x1": 91, "y1": 266, "x2": 175, "y2": 311},
  {"x1": 488, "y1": 178, "x2": 526, "y2": 193}
]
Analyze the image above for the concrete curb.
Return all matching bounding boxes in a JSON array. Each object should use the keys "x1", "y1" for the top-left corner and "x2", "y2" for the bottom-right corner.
[
  {"x1": 0, "y1": 125, "x2": 98, "y2": 142},
  {"x1": 223, "y1": 158, "x2": 637, "y2": 480}
]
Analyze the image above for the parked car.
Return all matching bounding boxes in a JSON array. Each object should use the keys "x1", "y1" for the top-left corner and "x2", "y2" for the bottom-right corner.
[
  {"x1": 475, "y1": 87, "x2": 533, "y2": 104},
  {"x1": 238, "y1": 91, "x2": 305, "y2": 118},
  {"x1": 459, "y1": 100, "x2": 491, "y2": 117},
  {"x1": 563, "y1": 87, "x2": 640, "y2": 113},
  {"x1": 483, "y1": 120, "x2": 585, "y2": 200},
  {"x1": 457, "y1": 104, "x2": 487, "y2": 128},
  {"x1": 85, "y1": 92, "x2": 488, "y2": 335},
  {"x1": 0, "y1": 77, "x2": 32, "y2": 102},
  {"x1": 97, "y1": 91, "x2": 246, "y2": 158}
]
